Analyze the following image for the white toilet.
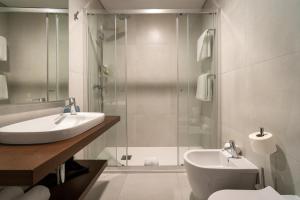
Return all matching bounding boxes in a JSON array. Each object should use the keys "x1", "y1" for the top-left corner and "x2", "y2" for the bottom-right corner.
[{"x1": 208, "y1": 186, "x2": 300, "y2": 200}]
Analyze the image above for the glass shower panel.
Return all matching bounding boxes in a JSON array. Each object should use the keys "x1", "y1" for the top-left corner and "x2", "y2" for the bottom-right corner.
[
  {"x1": 47, "y1": 14, "x2": 57, "y2": 101},
  {"x1": 178, "y1": 14, "x2": 218, "y2": 165},
  {"x1": 114, "y1": 16, "x2": 127, "y2": 166},
  {"x1": 47, "y1": 14, "x2": 69, "y2": 101},
  {"x1": 86, "y1": 14, "x2": 127, "y2": 166},
  {"x1": 177, "y1": 14, "x2": 190, "y2": 164},
  {"x1": 56, "y1": 14, "x2": 69, "y2": 100},
  {"x1": 86, "y1": 14, "x2": 116, "y2": 165},
  {"x1": 87, "y1": 14, "x2": 109, "y2": 113},
  {"x1": 125, "y1": 14, "x2": 178, "y2": 166}
]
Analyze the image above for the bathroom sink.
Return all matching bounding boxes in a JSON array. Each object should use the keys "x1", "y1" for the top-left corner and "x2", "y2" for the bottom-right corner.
[
  {"x1": 0, "y1": 112, "x2": 105, "y2": 144},
  {"x1": 184, "y1": 149, "x2": 258, "y2": 199}
]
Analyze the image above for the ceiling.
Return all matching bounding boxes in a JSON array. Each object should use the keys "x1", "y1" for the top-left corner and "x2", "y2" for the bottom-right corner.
[
  {"x1": 0, "y1": 0, "x2": 68, "y2": 8},
  {"x1": 100, "y1": 0, "x2": 207, "y2": 9}
]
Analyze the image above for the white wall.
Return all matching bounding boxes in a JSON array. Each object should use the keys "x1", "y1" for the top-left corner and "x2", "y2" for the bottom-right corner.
[{"x1": 205, "y1": 0, "x2": 300, "y2": 195}]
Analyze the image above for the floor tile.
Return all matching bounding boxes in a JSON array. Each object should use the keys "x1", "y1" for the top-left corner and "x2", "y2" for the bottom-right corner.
[
  {"x1": 118, "y1": 173, "x2": 182, "y2": 200},
  {"x1": 85, "y1": 172, "x2": 193, "y2": 200},
  {"x1": 177, "y1": 173, "x2": 194, "y2": 200},
  {"x1": 84, "y1": 174, "x2": 127, "y2": 200}
]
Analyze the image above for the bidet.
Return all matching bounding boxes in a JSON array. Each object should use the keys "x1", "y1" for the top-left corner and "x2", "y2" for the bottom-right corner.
[{"x1": 184, "y1": 149, "x2": 258, "y2": 200}]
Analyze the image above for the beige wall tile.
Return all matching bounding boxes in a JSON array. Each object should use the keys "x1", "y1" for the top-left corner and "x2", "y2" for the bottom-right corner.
[
  {"x1": 206, "y1": 0, "x2": 300, "y2": 194},
  {"x1": 126, "y1": 15, "x2": 178, "y2": 147}
]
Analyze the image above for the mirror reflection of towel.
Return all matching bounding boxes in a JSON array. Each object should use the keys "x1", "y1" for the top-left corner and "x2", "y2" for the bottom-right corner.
[
  {"x1": 0, "y1": 36, "x2": 7, "y2": 61},
  {"x1": 0, "y1": 74, "x2": 8, "y2": 100}
]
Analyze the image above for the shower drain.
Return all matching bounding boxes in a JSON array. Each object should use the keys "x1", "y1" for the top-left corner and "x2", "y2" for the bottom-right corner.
[{"x1": 121, "y1": 155, "x2": 132, "y2": 160}]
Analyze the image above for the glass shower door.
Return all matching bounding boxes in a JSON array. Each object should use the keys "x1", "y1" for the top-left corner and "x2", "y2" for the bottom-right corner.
[
  {"x1": 85, "y1": 11, "x2": 219, "y2": 167},
  {"x1": 178, "y1": 13, "x2": 218, "y2": 165}
]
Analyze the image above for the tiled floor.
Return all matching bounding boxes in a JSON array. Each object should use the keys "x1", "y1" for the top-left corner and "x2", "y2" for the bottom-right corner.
[{"x1": 84, "y1": 172, "x2": 194, "y2": 200}]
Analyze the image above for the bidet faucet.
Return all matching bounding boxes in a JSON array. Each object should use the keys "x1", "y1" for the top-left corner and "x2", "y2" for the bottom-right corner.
[
  {"x1": 66, "y1": 97, "x2": 77, "y2": 115},
  {"x1": 224, "y1": 140, "x2": 239, "y2": 158}
]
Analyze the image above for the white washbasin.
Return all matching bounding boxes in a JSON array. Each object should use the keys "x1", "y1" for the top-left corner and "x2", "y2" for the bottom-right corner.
[
  {"x1": 0, "y1": 112, "x2": 105, "y2": 144},
  {"x1": 184, "y1": 149, "x2": 258, "y2": 199}
]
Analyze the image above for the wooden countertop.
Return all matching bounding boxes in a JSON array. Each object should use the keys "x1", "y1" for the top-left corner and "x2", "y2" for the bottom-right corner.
[{"x1": 0, "y1": 116, "x2": 120, "y2": 185}]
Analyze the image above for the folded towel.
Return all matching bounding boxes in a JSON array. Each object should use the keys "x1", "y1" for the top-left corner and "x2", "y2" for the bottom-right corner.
[
  {"x1": 16, "y1": 185, "x2": 50, "y2": 200},
  {"x1": 197, "y1": 29, "x2": 214, "y2": 62},
  {"x1": 0, "y1": 186, "x2": 24, "y2": 200},
  {"x1": 144, "y1": 157, "x2": 159, "y2": 166},
  {"x1": 0, "y1": 74, "x2": 8, "y2": 100},
  {"x1": 0, "y1": 36, "x2": 7, "y2": 61},
  {"x1": 196, "y1": 73, "x2": 213, "y2": 102}
]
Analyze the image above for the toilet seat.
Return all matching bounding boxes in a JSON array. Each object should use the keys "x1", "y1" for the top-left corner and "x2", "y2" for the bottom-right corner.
[{"x1": 208, "y1": 186, "x2": 285, "y2": 200}]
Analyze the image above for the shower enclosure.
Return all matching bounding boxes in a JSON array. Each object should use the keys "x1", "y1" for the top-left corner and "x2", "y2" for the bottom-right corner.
[{"x1": 85, "y1": 9, "x2": 219, "y2": 166}]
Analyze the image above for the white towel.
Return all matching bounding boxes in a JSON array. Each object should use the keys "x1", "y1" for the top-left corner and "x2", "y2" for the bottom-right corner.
[
  {"x1": 0, "y1": 74, "x2": 8, "y2": 100},
  {"x1": 16, "y1": 185, "x2": 50, "y2": 200},
  {"x1": 0, "y1": 36, "x2": 7, "y2": 61},
  {"x1": 197, "y1": 29, "x2": 214, "y2": 62},
  {"x1": 0, "y1": 186, "x2": 24, "y2": 200},
  {"x1": 196, "y1": 73, "x2": 213, "y2": 102},
  {"x1": 144, "y1": 157, "x2": 159, "y2": 166}
]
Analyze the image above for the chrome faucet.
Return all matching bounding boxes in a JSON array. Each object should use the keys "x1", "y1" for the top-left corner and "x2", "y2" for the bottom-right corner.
[
  {"x1": 66, "y1": 97, "x2": 77, "y2": 115},
  {"x1": 224, "y1": 140, "x2": 239, "y2": 158}
]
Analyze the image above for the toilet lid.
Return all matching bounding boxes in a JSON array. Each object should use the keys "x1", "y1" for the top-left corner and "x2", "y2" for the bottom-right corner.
[{"x1": 208, "y1": 187, "x2": 284, "y2": 200}]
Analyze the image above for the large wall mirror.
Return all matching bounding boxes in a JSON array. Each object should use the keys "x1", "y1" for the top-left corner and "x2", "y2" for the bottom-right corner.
[{"x1": 0, "y1": 0, "x2": 69, "y2": 106}]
